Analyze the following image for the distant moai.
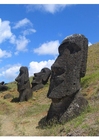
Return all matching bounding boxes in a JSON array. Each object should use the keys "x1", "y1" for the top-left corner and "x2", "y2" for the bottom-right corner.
[
  {"x1": 31, "y1": 67, "x2": 51, "y2": 91},
  {"x1": 46, "y1": 34, "x2": 88, "y2": 123},
  {"x1": 15, "y1": 66, "x2": 32, "y2": 102},
  {"x1": 0, "y1": 81, "x2": 8, "y2": 91}
]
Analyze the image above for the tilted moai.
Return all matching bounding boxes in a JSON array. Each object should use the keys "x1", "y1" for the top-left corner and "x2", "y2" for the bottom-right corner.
[
  {"x1": 31, "y1": 67, "x2": 51, "y2": 91},
  {"x1": 15, "y1": 66, "x2": 32, "y2": 102},
  {"x1": 0, "y1": 81, "x2": 8, "y2": 91},
  {"x1": 46, "y1": 34, "x2": 88, "y2": 123}
]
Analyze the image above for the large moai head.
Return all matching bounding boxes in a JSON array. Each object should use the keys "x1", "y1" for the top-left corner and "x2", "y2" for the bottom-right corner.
[
  {"x1": 15, "y1": 66, "x2": 32, "y2": 102},
  {"x1": 46, "y1": 34, "x2": 88, "y2": 122},
  {"x1": 47, "y1": 34, "x2": 88, "y2": 99},
  {"x1": 31, "y1": 67, "x2": 51, "y2": 91}
]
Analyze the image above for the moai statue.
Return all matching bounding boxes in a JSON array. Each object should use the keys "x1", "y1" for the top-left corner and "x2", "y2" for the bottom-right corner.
[
  {"x1": 31, "y1": 67, "x2": 51, "y2": 91},
  {"x1": 15, "y1": 66, "x2": 32, "y2": 102},
  {"x1": 46, "y1": 34, "x2": 88, "y2": 123},
  {"x1": 0, "y1": 81, "x2": 8, "y2": 91}
]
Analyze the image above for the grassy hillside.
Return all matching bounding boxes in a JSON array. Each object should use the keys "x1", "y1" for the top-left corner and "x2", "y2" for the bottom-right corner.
[
  {"x1": 0, "y1": 43, "x2": 99, "y2": 136},
  {"x1": 81, "y1": 43, "x2": 99, "y2": 99}
]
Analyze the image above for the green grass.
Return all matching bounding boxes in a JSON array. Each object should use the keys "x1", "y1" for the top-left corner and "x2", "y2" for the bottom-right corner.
[
  {"x1": 1, "y1": 42, "x2": 99, "y2": 136},
  {"x1": 39, "y1": 103, "x2": 99, "y2": 136},
  {"x1": 81, "y1": 70, "x2": 99, "y2": 88},
  {"x1": 17, "y1": 43, "x2": 99, "y2": 135},
  {"x1": 24, "y1": 104, "x2": 50, "y2": 117},
  {"x1": 0, "y1": 99, "x2": 14, "y2": 115}
]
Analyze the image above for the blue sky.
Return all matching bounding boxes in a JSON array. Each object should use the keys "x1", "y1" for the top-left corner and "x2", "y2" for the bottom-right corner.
[{"x1": 0, "y1": 3, "x2": 99, "y2": 83}]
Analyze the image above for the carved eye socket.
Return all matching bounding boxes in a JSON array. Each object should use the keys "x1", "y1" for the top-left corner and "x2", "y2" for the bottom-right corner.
[
  {"x1": 41, "y1": 69, "x2": 46, "y2": 73},
  {"x1": 59, "y1": 42, "x2": 81, "y2": 55}
]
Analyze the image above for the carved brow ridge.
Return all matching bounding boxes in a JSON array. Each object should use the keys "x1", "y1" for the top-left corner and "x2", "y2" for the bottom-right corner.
[{"x1": 59, "y1": 41, "x2": 81, "y2": 54}]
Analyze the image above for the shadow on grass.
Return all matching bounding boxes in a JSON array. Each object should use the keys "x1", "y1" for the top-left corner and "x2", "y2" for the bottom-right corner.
[
  {"x1": 11, "y1": 97, "x2": 19, "y2": 103},
  {"x1": 37, "y1": 116, "x2": 48, "y2": 129},
  {"x1": 37, "y1": 116, "x2": 59, "y2": 129}
]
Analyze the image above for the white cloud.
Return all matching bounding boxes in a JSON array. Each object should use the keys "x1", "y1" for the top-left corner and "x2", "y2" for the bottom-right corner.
[
  {"x1": 34, "y1": 40, "x2": 59, "y2": 55},
  {"x1": 22, "y1": 28, "x2": 36, "y2": 36},
  {"x1": 0, "y1": 48, "x2": 12, "y2": 58},
  {"x1": 0, "y1": 18, "x2": 13, "y2": 44},
  {"x1": 14, "y1": 51, "x2": 19, "y2": 55},
  {"x1": 10, "y1": 34, "x2": 30, "y2": 53},
  {"x1": 13, "y1": 18, "x2": 32, "y2": 29},
  {"x1": 10, "y1": 32, "x2": 30, "y2": 54},
  {"x1": 0, "y1": 18, "x2": 35, "y2": 54},
  {"x1": 88, "y1": 42, "x2": 92, "y2": 46},
  {"x1": 29, "y1": 59, "x2": 55, "y2": 76},
  {"x1": 0, "y1": 64, "x2": 21, "y2": 82},
  {"x1": 9, "y1": 34, "x2": 16, "y2": 44},
  {"x1": 15, "y1": 35, "x2": 30, "y2": 52},
  {"x1": 0, "y1": 60, "x2": 54, "y2": 82},
  {"x1": 26, "y1": 4, "x2": 67, "y2": 14},
  {"x1": 0, "y1": 59, "x2": 55, "y2": 82}
]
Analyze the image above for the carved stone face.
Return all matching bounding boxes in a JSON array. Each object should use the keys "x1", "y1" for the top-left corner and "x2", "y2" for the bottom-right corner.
[
  {"x1": 15, "y1": 66, "x2": 30, "y2": 91},
  {"x1": 32, "y1": 68, "x2": 51, "y2": 84},
  {"x1": 31, "y1": 67, "x2": 51, "y2": 91},
  {"x1": 46, "y1": 34, "x2": 88, "y2": 122},
  {"x1": 47, "y1": 35, "x2": 88, "y2": 99}
]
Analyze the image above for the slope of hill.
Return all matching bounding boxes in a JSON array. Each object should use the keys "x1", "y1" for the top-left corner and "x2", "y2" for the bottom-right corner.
[{"x1": 0, "y1": 43, "x2": 99, "y2": 136}]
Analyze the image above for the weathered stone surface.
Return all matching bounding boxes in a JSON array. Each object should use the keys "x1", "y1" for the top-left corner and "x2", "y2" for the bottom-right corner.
[
  {"x1": 0, "y1": 81, "x2": 8, "y2": 91},
  {"x1": 46, "y1": 91, "x2": 88, "y2": 123},
  {"x1": 46, "y1": 34, "x2": 88, "y2": 123},
  {"x1": 59, "y1": 91, "x2": 88, "y2": 123},
  {"x1": 4, "y1": 93, "x2": 13, "y2": 99},
  {"x1": 31, "y1": 67, "x2": 51, "y2": 91},
  {"x1": 15, "y1": 66, "x2": 32, "y2": 102}
]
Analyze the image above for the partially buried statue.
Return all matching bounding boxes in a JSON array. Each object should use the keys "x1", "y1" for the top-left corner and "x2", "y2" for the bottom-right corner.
[
  {"x1": 0, "y1": 81, "x2": 8, "y2": 91},
  {"x1": 31, "y1": 67, "x2": 51, "y2": 91},
  {"x1": 46, "y1": 34, "x2": 88, "y2": 123},
  {"x1": 15, "y1": 66, "x2": 32, "y2": 102}
]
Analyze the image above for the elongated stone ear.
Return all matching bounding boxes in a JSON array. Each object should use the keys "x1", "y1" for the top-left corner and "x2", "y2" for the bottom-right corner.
[{"x1": 80, "y1": 41, "x2": 88, "y2": 78}]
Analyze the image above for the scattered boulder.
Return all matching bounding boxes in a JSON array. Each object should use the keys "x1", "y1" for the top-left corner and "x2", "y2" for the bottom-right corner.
[
  {"x1": 31, "y1": 67, "x2": 51, "y2": 91},
  {"x1": 4, "y1": 93, "x2": 13, "y2": 99},
  {"x1": 46, "y1": 34, "x2": 88, "y2": 123},
  {"x1": 15, "y1": 66, "x2": 32, "y2": 102}
]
